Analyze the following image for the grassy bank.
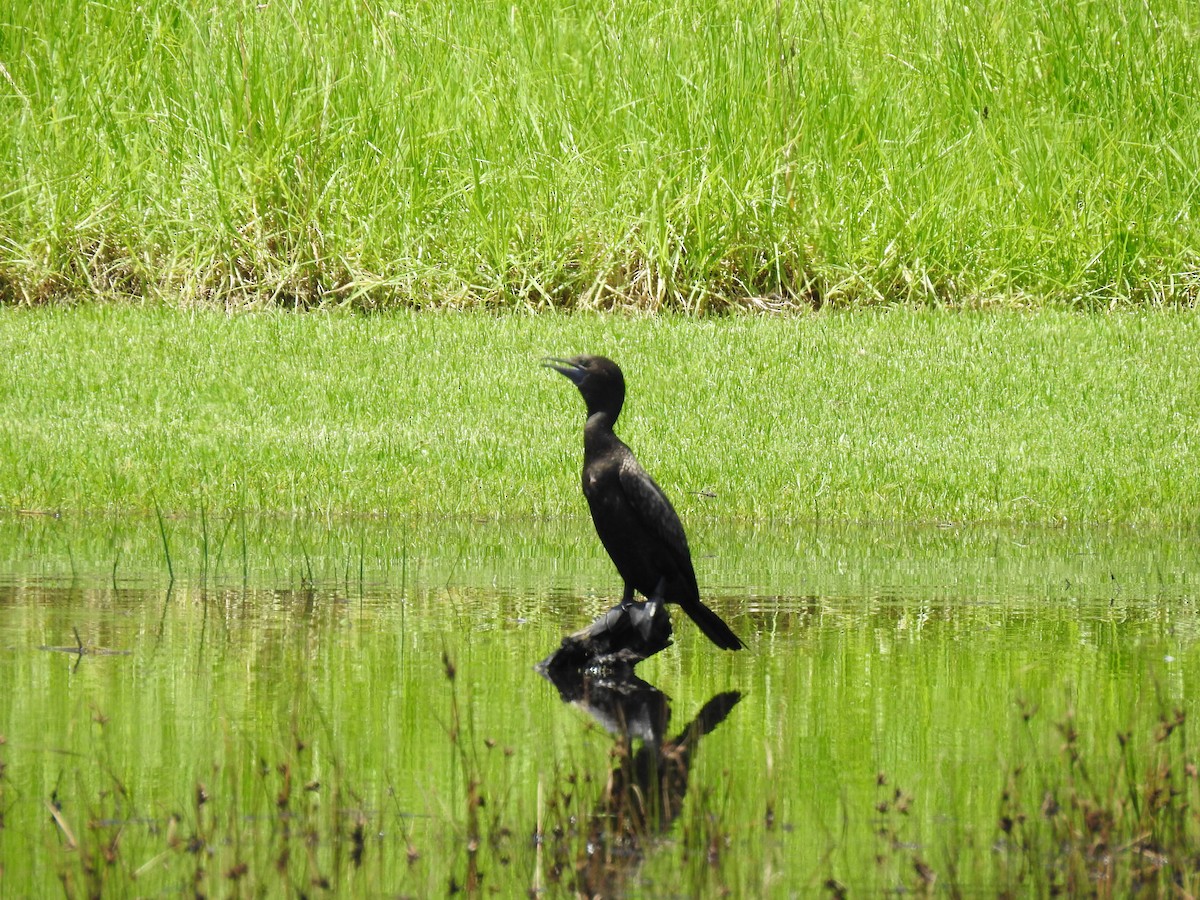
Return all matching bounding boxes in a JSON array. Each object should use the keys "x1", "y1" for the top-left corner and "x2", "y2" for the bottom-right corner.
[
  {"x1": 0, "y1": 305, "x2": 1196, "y2": 527},
  {"x1": 1, "y1": 0, "x2": 1199, "y2": 309}
]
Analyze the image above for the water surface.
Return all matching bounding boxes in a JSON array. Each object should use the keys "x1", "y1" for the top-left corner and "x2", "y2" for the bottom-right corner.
[{"x1": 1, "y1": 514, "x2": 1196, "y2": 894}]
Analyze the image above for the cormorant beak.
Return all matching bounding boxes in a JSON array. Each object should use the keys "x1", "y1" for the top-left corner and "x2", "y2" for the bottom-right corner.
[{"x1": 541, "y1": 356, "x2": 585, "y2": 385}]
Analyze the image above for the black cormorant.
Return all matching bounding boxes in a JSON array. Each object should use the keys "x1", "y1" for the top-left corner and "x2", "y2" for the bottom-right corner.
[{"x1": 543, "y1": 355, "x2": 744, "y2": 651}]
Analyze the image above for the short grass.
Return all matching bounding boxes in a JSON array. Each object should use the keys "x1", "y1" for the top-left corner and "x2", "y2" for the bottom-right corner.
[
  {"x1": 1, "y1": 0, "x2": 1199, "y2": 309},
  {"x1": 0, "y1": 305, "x2": 1196, "y2": 527}
]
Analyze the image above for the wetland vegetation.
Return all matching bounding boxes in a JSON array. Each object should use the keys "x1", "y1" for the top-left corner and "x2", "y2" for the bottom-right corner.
[
  {"x1": 3, "y1": 0, "x2": 1199, "y2": 893},
  {"x1": 2, "y1": 515, "x2": 1199, "y2": 896},
  {"x1": 2, "y1": 305, "x2": 1193, "y2": 894}
]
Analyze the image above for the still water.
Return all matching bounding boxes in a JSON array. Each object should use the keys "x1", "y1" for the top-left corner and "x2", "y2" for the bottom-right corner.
[{"x1": 0, "y1": 514, "x2": 1197, "y2": 895}]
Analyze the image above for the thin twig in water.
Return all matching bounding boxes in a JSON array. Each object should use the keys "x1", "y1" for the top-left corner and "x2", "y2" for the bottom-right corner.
[{"x1": 47, "y1": 801, "x2": 77, "y2": 849}]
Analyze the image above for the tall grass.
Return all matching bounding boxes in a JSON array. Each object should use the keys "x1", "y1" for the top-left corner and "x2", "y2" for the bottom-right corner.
[{"x1": 1, "y1": 0, "x2": 1198, "y2": 308}]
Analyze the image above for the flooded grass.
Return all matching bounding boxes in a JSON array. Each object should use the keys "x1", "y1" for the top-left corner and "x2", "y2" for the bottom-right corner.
[
  {"x1": 989, "y1": 704, "x2": 1200, "y2": 896},
  {"x1": 1, "y1": 515, "x2": 1198, "y2": 895},
  {"x1": 19, "y1": 696, "x2": 1200, "y2": 896}
]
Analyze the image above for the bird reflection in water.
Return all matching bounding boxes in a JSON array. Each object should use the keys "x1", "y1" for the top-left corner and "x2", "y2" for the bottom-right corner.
[{"x1": 538, "y1": 662, "x2": 742, "y2": 897}]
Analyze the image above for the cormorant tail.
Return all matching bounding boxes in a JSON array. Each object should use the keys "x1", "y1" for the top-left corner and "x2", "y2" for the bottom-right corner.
[{"x1": 681, "y1": 599, "x2": 744, "y2": 651}]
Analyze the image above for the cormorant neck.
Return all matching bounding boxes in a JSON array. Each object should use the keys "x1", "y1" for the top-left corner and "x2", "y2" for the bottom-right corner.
[{"x1": 585, "y1": 409, "x2": 619, "y2": 433}]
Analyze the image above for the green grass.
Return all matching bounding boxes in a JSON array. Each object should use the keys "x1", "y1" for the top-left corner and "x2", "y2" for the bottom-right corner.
[
  {"x1": 0, "y1": 305, "x2": 1197, "y2": 527},
  {"x1": 1, "y1": 0, "x2": 1199, "y2": 309}
]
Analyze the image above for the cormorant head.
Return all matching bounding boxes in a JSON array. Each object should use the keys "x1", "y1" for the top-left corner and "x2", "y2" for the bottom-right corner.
[{"x1": 542, "y1": 354, "x2": 626, "y2": 420}]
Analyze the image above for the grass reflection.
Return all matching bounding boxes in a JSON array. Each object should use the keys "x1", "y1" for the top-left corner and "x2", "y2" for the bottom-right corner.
[{"x1": 0, "y1": 517, "x2": 1197, "y2": 894}]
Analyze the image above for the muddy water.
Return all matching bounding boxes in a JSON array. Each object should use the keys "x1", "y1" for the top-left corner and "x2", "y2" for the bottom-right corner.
[{"x1": 0, "y1": 514, "x2": 1196, "y2": 894}]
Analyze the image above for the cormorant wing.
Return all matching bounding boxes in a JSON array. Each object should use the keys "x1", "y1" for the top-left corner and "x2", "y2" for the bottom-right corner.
[{"x1": 618, "y1": 455, "x2": 693, "y2": 566}]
